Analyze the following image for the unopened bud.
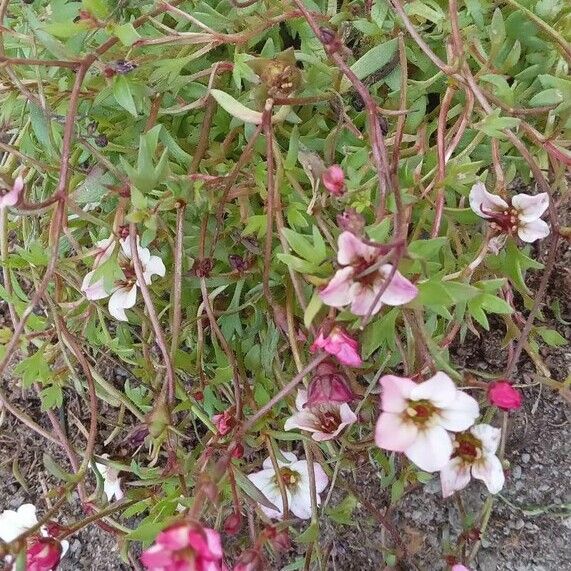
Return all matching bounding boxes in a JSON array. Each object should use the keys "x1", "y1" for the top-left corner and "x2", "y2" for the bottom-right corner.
[
  {"x1": 322, "y1": 165, "x2": 345, "y2": 196},
  {"x1": 337, "y1": 208, "x2": 365, "y2": 233},
  {"x1": 223, "y1": 512, "x2": 242, "y2": 535}
]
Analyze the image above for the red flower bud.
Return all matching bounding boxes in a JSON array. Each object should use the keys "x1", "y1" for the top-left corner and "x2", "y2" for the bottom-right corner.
[
  {"x1": 231, "y1": 443, "x2": 244, "y2": 459},
  {"x1": 223, "y1": 512, "x2": 242, "y2": 535},
  {"x1": 307, "y1": 362, "x2": 354, "y2": 406},
  {"x1": 270, "y1": 529, "x2": 291, "y2": 552},
  {"x1": 322, "y1": 165, "x2": 345, "y2": 196},
  {"x1": 488, "y1": 380, "x2": 522, "y2": 410},
  {"x1": 213, "y1": 409, "x2": 235, "y2": 436}
]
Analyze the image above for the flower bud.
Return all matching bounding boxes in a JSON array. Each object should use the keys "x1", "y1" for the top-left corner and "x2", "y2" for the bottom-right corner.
[
  {"x1": 147, "y1": 399, "x2": 171, "y2": 438},
  {"x1": 322, "y1": 165, "x2": 345, "y2": 196},
  {"x1": 307, "y1": 362, "x2": 354, "y2": 406},
  {"x1": 488, "y1": 380, "x2": 522, "y2": 410},
  {"x1": 270, "y1": 529, "x2": 291, "y2": 552},
  {"x1": 223, "y1": 512, "x2": 242, "y2": 535},
  {"x1": 310, "y1": 325, "x2": 362, "y2": 367},
  {"x1": 231, "y1": 443, "x2": 244, "y2": 459},
  {"x1": 213, "y1": 409, "x2": 235, "y2": 436},
  {"x1": 233, "y1": 548, "x2": 265, "y2": 571},
  {"x1": 26, "y1": 537, "x2": 62, "y2": 571}
]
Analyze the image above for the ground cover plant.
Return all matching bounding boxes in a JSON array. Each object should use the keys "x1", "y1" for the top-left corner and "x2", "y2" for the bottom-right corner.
[{"x1": 0, "y1": 0, "x2": 569, "y2": 569}]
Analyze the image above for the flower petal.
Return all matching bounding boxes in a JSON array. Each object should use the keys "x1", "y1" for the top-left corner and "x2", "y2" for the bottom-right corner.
[
  {"x1": 108, "y1": 284, "x2": 138, "y2": 321},
  {"x1": 470, "y1": 424, "x2": 501, "y2": 454},
  {"x1": 440, "y1": 457, "x2": 472, "y2": 498},
  {"x1": 284, "y1": 410, "x2": 319, "y2": 433},
  {"x1": 512, "y1": 192, "x2": 549, "y2": 222},
  {"x1": 143, "y1": 255, "x2": 166, "y2": 284},
  {"x1": 295, "y1": 389, "x2": 308, "y2": 411},
  {"x1": 378, "y1": 265, "x2": 418, "y2": 306},
  {"x1": 439, "y1": 390, "x2": 480, "y2": 432},
  {"x1": 375, "y1": 412, "x2": 418, "y2": 452},
  {"x1": 0, "y1": 175, "x2": 24, "y2": 208},
  {"x1": 349, "y1": 283, "x2": 383, "y2": 316},
  {"x1": 204, "y1": 528, "x2": 223, "y2": 560},
  {"x1": 380, "y1": 375, "x2": 416, "y2": 413},
  {"x1": 488, "y1": 234, "x2": 507, "y2": 254},
  {"x1": 409, "y1": 372, "x2": 457, "y2": 408},
  {"x1": 469, "y1": 182, "x2": 509, "y2": 218},
  {"x1": 405, "y1": 426, "x2": 453, "y2": 472},
  {"x1": 337, "y1": 231, "x2": 378, "y2": 265},
  {"x1": 319, "y1": 267, "x2": 355, "y2": 308},
  {"x1": 288, "y1": 486, "x2": 313, "y2": 520},
  {"x1": 81, "y1": 271, "x2": 109, "y2": 300},
  {"x1": 262, "y1": 451, "x2": 297, "y2": 469},
  {"x1": 517, "y1": 218, "x2": 550, "y2": 242},
  {"x1": 247, "y1": 468, "x2": 283, "y2": 519},
  {"x1": 472, "y1": 453, "x2": 505, "y2": 494}
]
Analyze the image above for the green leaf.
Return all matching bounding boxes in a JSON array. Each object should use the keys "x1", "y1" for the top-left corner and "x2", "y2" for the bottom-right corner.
[
  {"x1": 276, "y1": 253, "x2": 319, "y2": 274},
  {"x1": 529, "y1": 88, "x2": 564, "y2": 107},
  {"x1": 480, "y1": 293, "x2": 513, "y2": 314},
  {"x1": 536, "y1": 327, "x2": 567, "y2": 347},
  {"x1": 14, "y1": 349, "x2": 52, "y2": 388},
  {"x1": 408, "y1": 237, "x2": 448, "y2": 260},
  {"x1": 362, "y1": 308, "x2": 398, "y2": 358},
  {"x1": 234, "y1": 469, "x2": 280, "y2": 511},
  {"x1": 296, "y1": 522, "x2": 318, "y2": 544},
  {"x1": 43, "y1": 453, "x2": 74, "y2": 482},
  {"x1": 112, "y1": 22, "x2": 140, "y2": 46},
  {"x1": 82, "y1": 0, "x2": 109, "y2": 18},
  {"x1": 326, "y1": 494, "x2": 358, "y2": 525},
  {"x1": 210, "y1": 89, "x2": 263, "y2": 124},
  {"x1": 126, "y1": 520, "x2": 168, "y2": 543},
  {"x1": 304, "y1": 291, "x2": 323, "y2": 329},
  {"x1": 113, "y1": 75, "x2": 138, "y2": 117},
  {"x1": 490, "y1": 8, "x2": 506, "y2": 48},
  {"x1": 40, "y1": 384, "x2": 64, "y2": 410}
]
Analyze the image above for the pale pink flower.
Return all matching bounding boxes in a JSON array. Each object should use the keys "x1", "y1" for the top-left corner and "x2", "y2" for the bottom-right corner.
[
  {"x1": 375, "y1": 373, "x2": 480, "y2": 472},
  {"x1": 284, "y1": 389, "x2": 357, "y2": 441},
  {"x1": 81, "y1": 236, "x2": 165, "y2": 321},
  {"x1": 322, "y1": 165, "x2": 345, "y2": 196},
  {"x1": 469, "y1": 182, "x2": 549, "y2": 246},
  {"x1": 27, "y1": 537, "x2": 63, "y2": 571},
  {"x1": 451, "y1": 565, "x2": 470, "y2": 571},
  {"x1": 440, "y1": 424, "x2": 505, "y2": 498},
  {"x1": 0, "y1": 175, "x2": 24, "y2": 209},
  {"x1": 306, "y1": 362, "x2": 354, "y2": 406},
  {"x1": 310, "y1": 325, "x2": 362, "y2": 367},
  {"x1": 247, "y1": 451, "x2": 329, "y2": 520},
  {"x1": 487, "y1": 380, "x2": 522, "y2": 410},
  {"x1": 319, "y1": 232, "x2": 417, "y2": 316},
  {"x1": 94, "y1": 456, "x2": 124, "y2": 501},
  {"x1": 141, "y1": 522, "x2": 226, "y2": 571}
]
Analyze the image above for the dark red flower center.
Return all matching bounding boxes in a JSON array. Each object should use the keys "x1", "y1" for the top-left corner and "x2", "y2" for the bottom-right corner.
[
  {"x1": 481, "y1": 205, "x2": 519, "y2": 234},
  {"x1": 278, "y1": 468, "x2": 299, "y2": 488},
  {"x1": 453, "y1": 432, "x2": 482, "y2": 462},
  {"x1": 318, "y1": 409, "x2": 341, "y2": 432},
  {"x1": 405, "y1": 399, "x2": 439, "y2": 426}
]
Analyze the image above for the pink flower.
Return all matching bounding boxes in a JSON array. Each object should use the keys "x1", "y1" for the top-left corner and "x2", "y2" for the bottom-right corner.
[
  {"x1": 27, "y1": 537, "x2": 63, "y2": 571},
  {"x1": 319, "y1": 232, "x2": 417, "y2": 316},
  {"x1": 375, "y1": 373, "x2": 480, "y2": 472},
  {"x1": 247, "y1": 451, "x2": 329, "y2": 520},
  {"x1": 284, "y1": 389, "x2": 357, "y2": 441},
  {"x1": 487, "y1": 380, "x2": 522, "y2": 410},
  {"x1": 141, "y1": 522, "x2": 226, "y2": 571},
  {"x1": 452, "y1": 565, "x2": 471, "y2": 571},
  {"x1": 306, "y1": 362, "x2": 354, "y2": 406},
  {"x1": 212, "y1": 410, "x2": 235, "y2": 436},
  {"x1": 310, "y1": 325, "x2": 362, "y2": 367},
  {"x1": 469, "y1": 182, "x2": 549, "y2": 246},
  {"x1": 440, "y1": 424, "x2": 505, "y2": 497},
  {"x1": 322, "y1": 165, "x2": 345, "y2": 196},
  {"x1": 0, "y1": 175, "x2": 24, "y2": 209}
]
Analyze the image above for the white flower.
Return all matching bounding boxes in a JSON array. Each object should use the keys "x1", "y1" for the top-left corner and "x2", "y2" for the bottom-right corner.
[
  {"x1": 0, "y1": 503, "x2": 69, "y2": 566},
  {"x1": 374, "y1": 373, "x2": 480, "y2": 472},
  {"x1": 81, "y1": 236, "x2": 165, "y2": 321},
  {"x1": 0, "y1": 503, "x2": 38, "y2": 543},
  {"x1": 469, "y1": 182, "x2": 550, "y2": 245},
  {"x1": 440, "y1": 424, "x2": 505, "y2": 497},
  {"x1": 284, "y1": 389, "x2": 357, "y2": 442},
  {"x1": 247, "y1": 451, "x2": 329, "y2": 520},
  {"x1": 94, "y1": 457, "x2": 124, "y2": 501}
]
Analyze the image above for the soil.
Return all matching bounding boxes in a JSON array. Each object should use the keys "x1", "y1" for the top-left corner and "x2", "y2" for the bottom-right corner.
[{"x1": 1, "y1": 214, "x2": 569, "y2": 570}]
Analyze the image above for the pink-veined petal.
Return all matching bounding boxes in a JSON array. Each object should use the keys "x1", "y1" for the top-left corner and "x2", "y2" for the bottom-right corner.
[
  {"x1": 440, "y1": 457, "x2": 472, "y2": 498},
  {"x1": 512, "y1": 192, "x2": 549, "y2": 222},
  {"x1": 378, "y1": 265, "x2": 418, "y2": 306},
  {"x1": 337, "y1": 231, "x2": 378, "y2": 265},
  {"x1": 108, "y1": 284, "x2": 137, "y2": 321},
  {"x1": 0, "y1": 175, "x2": 24, "y2": 208},
  {"x1": 380, "y1": 375, "x2": 416, "y2": 413},
  {"x1": 469, "y1": 182, "x2": 509, "y2": 218},
  {"x1": 470, "y1": 424, "x2": 501, "y2": 454},
  {"x1": 471, "y1": 453, "x2": 505, "y2": 494},
  {"x1": 295, "y1": 389, "x2": 308, "y2": 411},
  {"x1": 405, "y1": 426, "x2": 453, "y2": 472},
  {"x1": 409, "y1": 372, "x2": 458, "y2": 408},
  {"x1": 439, "y1": 390, "x2": 480, "y2": 432},
  {"x1": 517, "y1": 218, "x2": 550, "y2": 242},
  {"x1": 284, "y1": 410, "x2": 320, "y2": 433},
  {"x1": 375, "y1": 412, "x2": 418, "y2": 452},
  {"x1": 319, "y1": 267, "x2": 355, "y2": 308},
  {"x1": 81, "y1": 271, "x2": 109, "y2": 300},
  {"x1": 349, "y1": 283, "x2": 383, "y2": 316}
]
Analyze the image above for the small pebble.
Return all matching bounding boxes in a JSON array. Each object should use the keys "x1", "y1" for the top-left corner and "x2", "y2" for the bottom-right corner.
[{"x1": 521, "y1": 453, "x2": 531, "y2": 463}]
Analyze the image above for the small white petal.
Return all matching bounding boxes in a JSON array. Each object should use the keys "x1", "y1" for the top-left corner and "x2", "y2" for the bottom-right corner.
[
  {"x1": 380, "y1": 375, "x2": 416, "y2": 413},
  {"x1": 517, "y1": 218, "x2": 550, "y2": 242},
  {"x1": 295, "y1": 389, "x2": 308, "y2": 411},
  {"x1": 143, "y1": 255, "x2": 166, "y2": 284},
  {"x1": 409, "y1": 372, "x2": 457, "y2": 408},
  {"x1": 469, "y1": 182, "x2": 509, "y2": 218},
  {"x1": 440, "y1": 457, "x2": 472, "y2": 498},
  {"x1": 375, "y1": 412, "x2": 418, "y2": 451},
  {"x1": 472, "y1": 453, "x2": 505, "y2": 494},
  {"x1": 512, "y1": 192, "x2": 549, "y2": 222},
  {"x1": 470, "y1": 424, "x2": 501, "y2": 454},
  {"x1": 247, "y1": 469, "x2": 283, "y2": 519},
  {"x1": 405, "y1": 426, "x2": 453, "y2": 472},
  {"x1": 288, "y1": 486, "x2": 313, "y2": 519},
  {"x1": 439, "y1": 390, "x2": 480, "y2": 432},
  {"x1": 337, "y1": 231, "x2": 378, "y2": 265},
  {"x1": 108, "y1": 284, "x2": 138, "y2": 321},
  {"x1": 262, "y1": 451, "x2": 297, "y2": 469},
  {"x1": 81, "y1": 271, "x2": 109, "y2": 300}
]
